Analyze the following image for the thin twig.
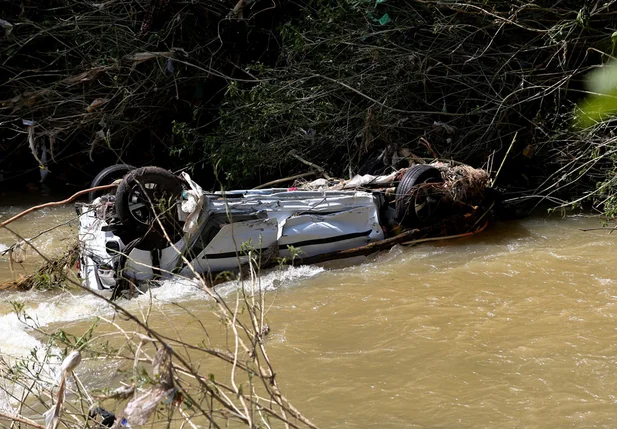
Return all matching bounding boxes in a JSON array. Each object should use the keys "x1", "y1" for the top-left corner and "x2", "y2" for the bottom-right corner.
[
  {"x1": 0, "y1": 184, "x2": 116, "y2": 228},
  {"x1": 0, "y1": 412, "x2": 45, "y2": 429}
]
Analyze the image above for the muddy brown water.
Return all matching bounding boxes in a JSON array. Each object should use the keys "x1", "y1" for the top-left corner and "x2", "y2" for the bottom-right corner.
[{"x1": 2, "y1": 203, "x2": 617, "y2": 428}]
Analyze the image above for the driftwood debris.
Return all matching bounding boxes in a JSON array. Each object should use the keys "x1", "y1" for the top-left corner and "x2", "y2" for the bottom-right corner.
[
  {"x1": 0, "y1": 243, "x2": 79, "y2": 291},
  {"x1": 0, "y1": 412, "x2": 45, "y2": 429},
  {"x1": 253, "y1": 171, "x2": 316, "y2": 189}
]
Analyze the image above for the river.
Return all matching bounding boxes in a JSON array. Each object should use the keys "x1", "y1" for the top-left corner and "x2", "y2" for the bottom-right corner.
[{"x1": 1, "y1": 202, "x2": 617, "y2": 428}]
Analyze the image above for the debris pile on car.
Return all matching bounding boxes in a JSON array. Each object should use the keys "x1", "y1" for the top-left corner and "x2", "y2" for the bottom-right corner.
[
  {"x1": 297, "y1": 162, "x2": 489, "y2": 201},
  {"x1": 297, "y1": 162, "x2": 491, "y2": 227},
  {"x1": 433, "y1": 162, "x2": 490, "y2": 205}
]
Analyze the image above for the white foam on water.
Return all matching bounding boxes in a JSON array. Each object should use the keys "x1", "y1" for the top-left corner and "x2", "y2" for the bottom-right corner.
[
  {"x1": 147, "y1": 265, "x2": 325, "y2": 303},
  {"x1": 0, "y1": 291, "x2": 99, "y2": 408},
  {"x1": 0, "y1": 289, "x2": 129, "y2": 409},
  {"x1": 35, "y1": 292, "x2": 115, "y2": 324},
  {"x1": 0, "y1": 311, "x2": 44, "y2": 357},
  {"x1": 0, "y1": 264, "x2": 325, "y2": 404},
  {"x1": 0, "y1": 292, "x2": 115, "y2": 359},
  {"x1": 0, "y1": 265, "x2": 325, "y2": 355},
  {"x1": 141, "y1": 277, "x2": 205, "y2": 302},
  {"x1": 209, "y1": 265, "x2": 326, "y2": 298},
  {"x1": 1, "y1": 265, "x2": 325, "y2": 355}
]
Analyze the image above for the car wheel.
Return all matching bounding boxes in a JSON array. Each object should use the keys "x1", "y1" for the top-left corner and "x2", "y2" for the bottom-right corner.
[
  {"x1": 89, "y1": 164, "x2": 135, "y2": 202},
  {"x1": 395, "y1": 165, "x2": 444, "y2": 227},
  {"x1": 115, "y1": 166, "x2": 184, "y2": 249}
]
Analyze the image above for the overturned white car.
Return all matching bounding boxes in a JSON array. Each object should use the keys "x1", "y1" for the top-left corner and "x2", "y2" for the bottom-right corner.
[{"x1": 77, "y1": 164, "x2": 483, "y2": 295}]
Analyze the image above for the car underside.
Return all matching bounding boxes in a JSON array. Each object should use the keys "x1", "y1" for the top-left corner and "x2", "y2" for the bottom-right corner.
[{"x1": 77, "y1": 164, "x2": 491, "y2": 296}]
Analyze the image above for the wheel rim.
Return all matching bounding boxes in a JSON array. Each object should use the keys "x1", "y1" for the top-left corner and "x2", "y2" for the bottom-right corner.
[{"x1": 126, "y1": 180, "x2": 178, "y2": 225}]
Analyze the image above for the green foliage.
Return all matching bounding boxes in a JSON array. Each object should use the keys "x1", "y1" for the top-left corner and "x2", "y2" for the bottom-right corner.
[
  {"x1": 181, "y1": 0, "x2": 617, "y2": 217},
  {"x1": 7, "y1": 0, "x2": 617, "y2": 215},
  {"x1": 576, "y1": 60, "x2": 617, "y2": 128},
  {"x1": 176, "y1": 1, "x2": 590, "y2": 189},
  {"x1": 0, "y1": 0, "x2": 254, "y2": 175}
]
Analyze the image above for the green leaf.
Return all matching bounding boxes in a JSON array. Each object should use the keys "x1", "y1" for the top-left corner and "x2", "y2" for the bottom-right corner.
[
  {"x1": 575, "y1": 60, "x2": 617, "y2": 128},
  {"x1": 378, "y1": 13, "x2": 391, "y2": 25},
  {"x1": 576, "y1": 89, "x2": 617, "y2": 128},
  {"x1": 576, "y1": 9, "x2": 584, "y2": 26}
]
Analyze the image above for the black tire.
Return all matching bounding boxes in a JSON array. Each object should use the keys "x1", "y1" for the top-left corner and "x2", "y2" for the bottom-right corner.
[
  {"x1": 89, "y1": 164, "x2": 135, "y2": 202},
  {"x1": 115, "y1": 167, "x2": 184, "y2": 249},
  {"x1": 395, "y1": 165, "x2": 444, "y2": 227}
]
